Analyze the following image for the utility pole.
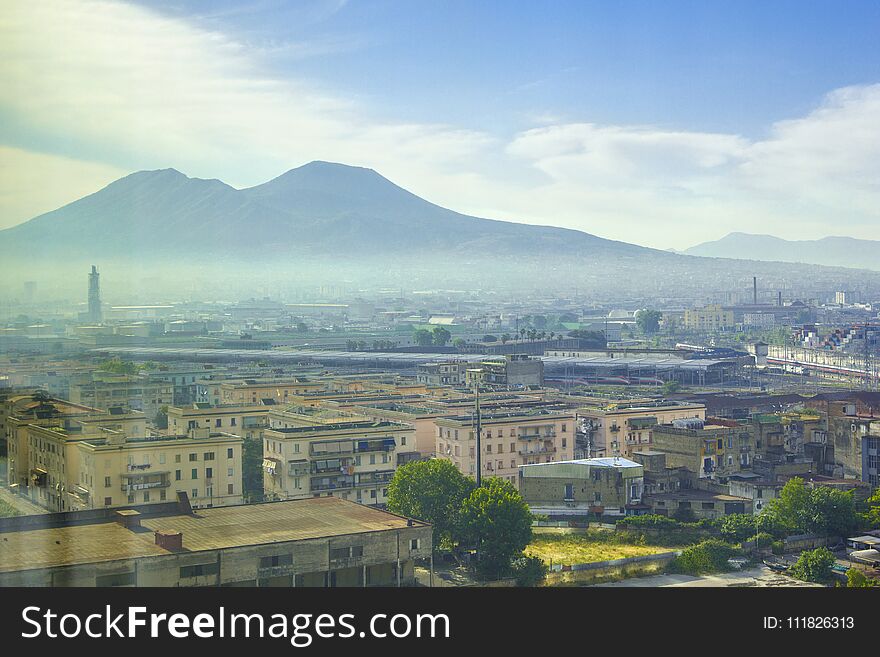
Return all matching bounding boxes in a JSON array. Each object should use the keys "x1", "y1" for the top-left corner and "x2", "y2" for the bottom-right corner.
[{"x1": 469, "y1": 369, "x2": 483, "y2": 487}]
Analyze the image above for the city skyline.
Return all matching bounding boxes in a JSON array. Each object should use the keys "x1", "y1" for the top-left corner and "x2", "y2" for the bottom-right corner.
[{"x1": 1, "y1": 0, "x2": 879, "y2": 249}]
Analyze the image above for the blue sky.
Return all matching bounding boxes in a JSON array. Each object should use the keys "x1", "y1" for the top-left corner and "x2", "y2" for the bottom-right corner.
[{"x1": 1, "y1": 0, "x2": 879, "y2": 248}]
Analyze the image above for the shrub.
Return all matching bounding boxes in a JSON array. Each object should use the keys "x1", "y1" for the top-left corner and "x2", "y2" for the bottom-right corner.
[
  {"x1": 771, "y1": 540, "x2": 785, "y2": 555},
  {"x1": 789, "y1": 547, "x2": 835, "y2": 584},
  {"x1": 671, "y1": 539, "x2": 740, "y2": 575},
  {"x1": 754, "y1": 532, "x2": 774, "y2": 548},
  {"x1": 511, "y1": 554, "x2": 548, "y2": 587}
]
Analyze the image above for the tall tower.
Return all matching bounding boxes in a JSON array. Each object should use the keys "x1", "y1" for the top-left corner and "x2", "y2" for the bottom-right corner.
[{"x1": 87, "y1": 265, "x2": 102, "y2": 323}]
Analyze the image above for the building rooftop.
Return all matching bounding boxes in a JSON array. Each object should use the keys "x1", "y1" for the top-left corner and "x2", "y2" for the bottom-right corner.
[{"x1": 0, "y1": 497, "x2": 428, "y2": 574}]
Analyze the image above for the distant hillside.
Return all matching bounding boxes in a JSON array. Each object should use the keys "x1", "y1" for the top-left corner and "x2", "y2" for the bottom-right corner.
[
  {"x1": 1, "y1": 162, "x2": 878, "y2": 297},
  {"x1": 686, "y1": 232, "x2": 880, "y2": 271}
]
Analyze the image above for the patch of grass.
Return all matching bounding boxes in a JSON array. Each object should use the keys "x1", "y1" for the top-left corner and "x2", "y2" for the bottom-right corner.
[
  {"x1": 0, "y1": 498, "x2": 22, "y2": 518},
  {"x1": 526, "y1": 533, "x2": 671, "y2": 566}
]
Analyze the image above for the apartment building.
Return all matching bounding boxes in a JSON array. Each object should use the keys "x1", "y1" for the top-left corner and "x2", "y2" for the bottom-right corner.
[
  {"x1": 219, "y1": 378, "x2": 325, "y2": 404},
  {"x1": 0, "y1": 496, "x2": 432, "y2": 587},
  {"x1": 74, "y1": 427, "x2": 243, "y2": 510},
  {"x1": 519, "y1": 457, "x2": 645, "y2": 518},
  {"x1": 683, "y1": 304, "x2": 735, "y2": 332},
  {"x1": 166, "y1": 402, "x2": 270, "y2": 439},
  {"x1": 578, "y1": 401, "x2": 707, "y2": 458},
  {"x1": 651, "y1": 419, "x2": 751, "y2": 481},
  {"x1": 69, "y1": 373, "x2": 173, "y2": 419},
  {"x1": 416, "y1": 361, "x2": 469, "y2": 386},
  {"x1": 6, "y1": 398, "x2": 147, "y2": 508},
  {"x1": 262, "y1": 419, "x2": 416, "y2": 507},
  {"x1": 466, "y1": 355, "x2": 545, "y2": 388},
  {"x1": 434, "y1": 409, "x2": 576, "y2": 488}
]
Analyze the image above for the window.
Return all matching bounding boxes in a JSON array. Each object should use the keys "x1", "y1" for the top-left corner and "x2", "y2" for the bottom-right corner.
[
  {"x1": 227, "y1": 484, "x2": 234, "y2": 494},
  {"x1": 104, "y1": 497, "x2": 112, "y2": 506},
  {"x1": 227, "y1": 448, "x2": 234, "y2": 459},
  {"x1": 486, "y1": 444, "x2": 492, "y2": 453},
  {"x1": 104, "y1": 476, "x2": 111, "y2": 488},
  {"x1": 192, "y1": 489, "x2": 198, "y2": 498},
  {"x1": 562, "y1": 424, "x2": 567, "y2": 432},
  {"x1": 401, "y1": 436, "x2": 406, "y2": 446},
  {"x1": 189, "y1": 453, "x2": 197, "y2": 462},
  {"x1": 230, "y1": 418, "x2": 236, "y2": 426},
  {"x1": 330, "y1": 546, "x2": 363, "y2": 560},
  {"x1": 175, "y1": 454, "x2": 181, "y2": 463},
  {"x1": 204, "y1": 452, "x2": 215, "y2": 461},
  {"x1": 410, "y1": 539, "x2": 420, "y2": 550},
  {"x1": 259, "y1": 554, "x2": 292, "y2": 568},
  {"x1": 160, "y1": 490, "x2": 166, "y2": 501},
  {"x1": 179, "y1": 563, "x2": 219, "y2": 578},
  {"x1": 227, "y1": 467, "x2": 233, "y2": 476},
  {"x1": 127, "y1": 494, "x2": 134, "y2": 503},
  {"x1": 191, "y1": 469, "x2": 198, "y2": 479},
  {"x1": 594, "y1": 492, "x2": 601, "y2": 502},
  {"x1": 205, "y1": 467, "x2": 213, "y2": 479},
  {"x1": 215, "y1": 419, "x2": 221, "y2": 427},
  {"x1": 175, "y1": 470, "x2": 181, "y2": 481},
  {"x1": 143, "y1": 492, "x2": 150, "y2": 503}
]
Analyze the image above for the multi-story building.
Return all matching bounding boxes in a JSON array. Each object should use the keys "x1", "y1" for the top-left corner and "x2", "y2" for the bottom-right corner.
[
  {"x1": 577, "y1": 401, "x2": 706, "y2": 458},
  {"x1": 683, "y1": 304, "x2": 735, "y2": 332},
  {"x1": 651, "y1": 419, "x2": 751, "y2": 481},
  {"x1": 74, "y1": 427, "x2": 243, "y2": 510},
  {"x1": 0, "y1": 496, "x2": 432, "y2": 587},
  {"x1": 262, "y1": 419, "x2": 415, "y2": 507},
  {"x1": 166, "y1": 403, "x2": 270, "y2": 440},
  {"x1": 434, "y1": 409, "x2": 576, "y2": 488},
  {"x1": 69, "y1": 373, "x2": 173, "y2": 420},
  {"x1": 519, "y1": 457, "x2": 645, "y2": 518},
  {"x1": 466, "y1": 355, "x2": 544, "y2": 388},
  {"x1": 219, "y1": 378, "x2": 325, "y2": 405},
  {"x1": 416, "y1": 361, "x2": 468, "y2": 386}
]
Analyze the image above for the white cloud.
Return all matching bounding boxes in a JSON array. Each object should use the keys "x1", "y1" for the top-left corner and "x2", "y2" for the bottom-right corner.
[{"x1": 0, "y1": 0, "x2": 877, "y2": 250}]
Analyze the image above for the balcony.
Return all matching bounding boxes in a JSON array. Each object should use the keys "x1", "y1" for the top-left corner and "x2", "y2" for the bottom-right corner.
[
  {"x1": 310, "y1": 476, "x2": 355, "y2": 492},
  {"x1": 288, "y1": 460, "x2": 310, "y2": 476},
  {"x1": 120, "y1": 472, "x2": 170, "y2": 492},
  {"x1": 257, "y1": 564, "x2": 296, "y2": 578},
  {"x1": 518, "y1": 445, "x2": 556, "y2": 456},
  {"x1": 355, "y1": 438, "x2": 397, "y2": 453}
]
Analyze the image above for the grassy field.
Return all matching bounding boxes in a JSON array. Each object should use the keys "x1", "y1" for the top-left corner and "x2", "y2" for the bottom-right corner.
[
  {"x1": 526, "y1": 532, "x2": 671, "y2": 566},
  {"x1": 0, "y1": 498, "x2": 21, "y2": 518}
]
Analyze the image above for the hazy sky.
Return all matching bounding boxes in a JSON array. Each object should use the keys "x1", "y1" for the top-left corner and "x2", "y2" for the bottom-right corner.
[{"x1": 1, "y1": 0, "x2": 879, "y2": 249}]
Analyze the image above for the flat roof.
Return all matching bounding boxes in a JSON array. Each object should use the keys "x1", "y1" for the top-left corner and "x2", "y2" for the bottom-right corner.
[{"x1": 0, "y1": 497, "x2": 428, "y2": 574}]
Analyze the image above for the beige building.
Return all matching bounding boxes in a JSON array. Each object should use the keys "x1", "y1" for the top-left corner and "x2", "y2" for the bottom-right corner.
[
  {"x1": 166, "y1": 402, "x2": 270, "y2": 439},
  {"x1": 219, "y1": 378, "x2": 326, "y2": 404},
  {"x1": 74, "y1": 427, "x2": 243, "y2": 510},
  {"x1": 0, "y1": 496, "x2": 432, "y2": 587},
  {"x1": 683, "y1": 304, "x2": 735, "y2": 332},
  {"x1": 262, "y1": 419, "x2": 416, "y2": 507},
  {"x1": 435, "y1": 409, "x2": 576, "y2": 488},
  {"x1": 578, "y1": 401, "x2": 706, "y2": 458},
  {"x1": 651, "y1": 420, "x2": 751, "y2": 481},
  {"x1": 519, "y1": 457, "x2": 645, "y2": 517},
  {"x1": 69, "y1": 373, "x2": 173, "y2": 419}
]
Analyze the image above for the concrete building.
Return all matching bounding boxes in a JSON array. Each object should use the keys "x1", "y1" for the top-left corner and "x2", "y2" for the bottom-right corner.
[
  {"x1": 262, "y1": 419, "x2": 415, "y2": 507},
  {"x1": 219, "y1": 378, "x2": 325, "y2": 405},
  {"x1": 166, "y1": 403, "x2": 270, "y2": 440},
  {"x1": 0, "y1": 496, "x2": 432, "y2": 587},
  {"x1": 519, "y1": 457, "x2": 645, "y2": 518},
  {"x1": 69, "y1": 373, "x2": 173, "y2": 420},
  {"x1": 74, "y1": 427, "x2": 244, "y2": 510},
  {"x1": 683, "y1": 304, "x2": 735, "y2": 332},
  {"x1": 416, "y1": 361, "x2": 468, "y2": 386},
  {"x1": 466, "y1": 355, "x2": 545, "y2": 388},
  {"x1": 435, "y1": 409, "x2": 576, "y2": 488},
  {"x1": 577, "y1": 401, "x2": 707, "y2": 458},
  {"x1": 651, "y1": 419, "x2": 752, "y2": 481},
  {"x1": 647, "y1": 489, "x2": 749, "y2": 520}
]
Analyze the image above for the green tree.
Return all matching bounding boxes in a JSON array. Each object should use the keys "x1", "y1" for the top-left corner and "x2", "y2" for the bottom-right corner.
[
  {"x1": 764, "y1": 477, "x2": 812, "y2": 534},
  {"x1": 789, "y1": 546, "x2": 835, "y2": 583},
  {"x1": 720, "y1": 513, "x2": 777, "y2": 542},
  {"x1": 98, "y1": 357, "x2": 141, "y2": 375},
  {"x1": 860, "y1": 487, "x2": 880, "y2": 528},
  {"x1": 511, "y1": 554, "x2": 547, "y2": 587},
  {"x1": 241, "y1": 437, "x2": 265, "y2": 502},
  {"x1": 452, "y1": 338, "x2": 467, "y2": 350},
  {"x1": 413, "y1": 328, "x2": 434, "y2": 347},
  {"x1": 457, "y1": 477, "x2": 533, "y2": 580},
  {"x1": 386, "y1": 460, "x2": 475, "y2": 548},
  {"x1": 806, "y1": 486, "x2": 858, "y2": 537},
  {"x1": 432, "y1": 327, "x2": 452, "y2": 346},
  {"x1": 500, "y1": 333, "x2": 511, "y2": 344},
  {"x1": 661, "y1": 380, "x2": 681, "y2": 395},
  {"x1": 567, "y1": 329, "x2": 607, "y2": 347},
  {"x1": 635, "y1": 309, "x2": 661, "y2": 335}
]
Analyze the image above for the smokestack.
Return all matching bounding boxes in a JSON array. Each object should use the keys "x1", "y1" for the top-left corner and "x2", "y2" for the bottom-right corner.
[{"x1": 753, "y1": 277, "x2": 757, "y2": 305}]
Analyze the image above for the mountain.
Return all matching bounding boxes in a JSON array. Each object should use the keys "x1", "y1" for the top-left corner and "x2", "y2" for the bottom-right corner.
[
  {"x1": 686, "y1": 232, "x2": 880, "y2": 271},
  {"x1": 1, "y1": 162, "x2": 877, "y2": 297},
  {"x1": 0, "y1": 161, "x2": 645, "y2": 260}
]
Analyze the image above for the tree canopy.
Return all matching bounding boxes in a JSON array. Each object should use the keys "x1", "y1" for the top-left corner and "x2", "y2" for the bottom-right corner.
[
  {"x1": 457, "y1": 477, "x2": 534, "y2": 580},
  {"x1": 762, "y1": 477, "x2": 858, "y2": 537},
  {"x1": 635, "y1": 309, "x2": 661, "y2": 335},
  {"x1": 386, "y1": 459, "x2": 476, "y2": 548}
]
